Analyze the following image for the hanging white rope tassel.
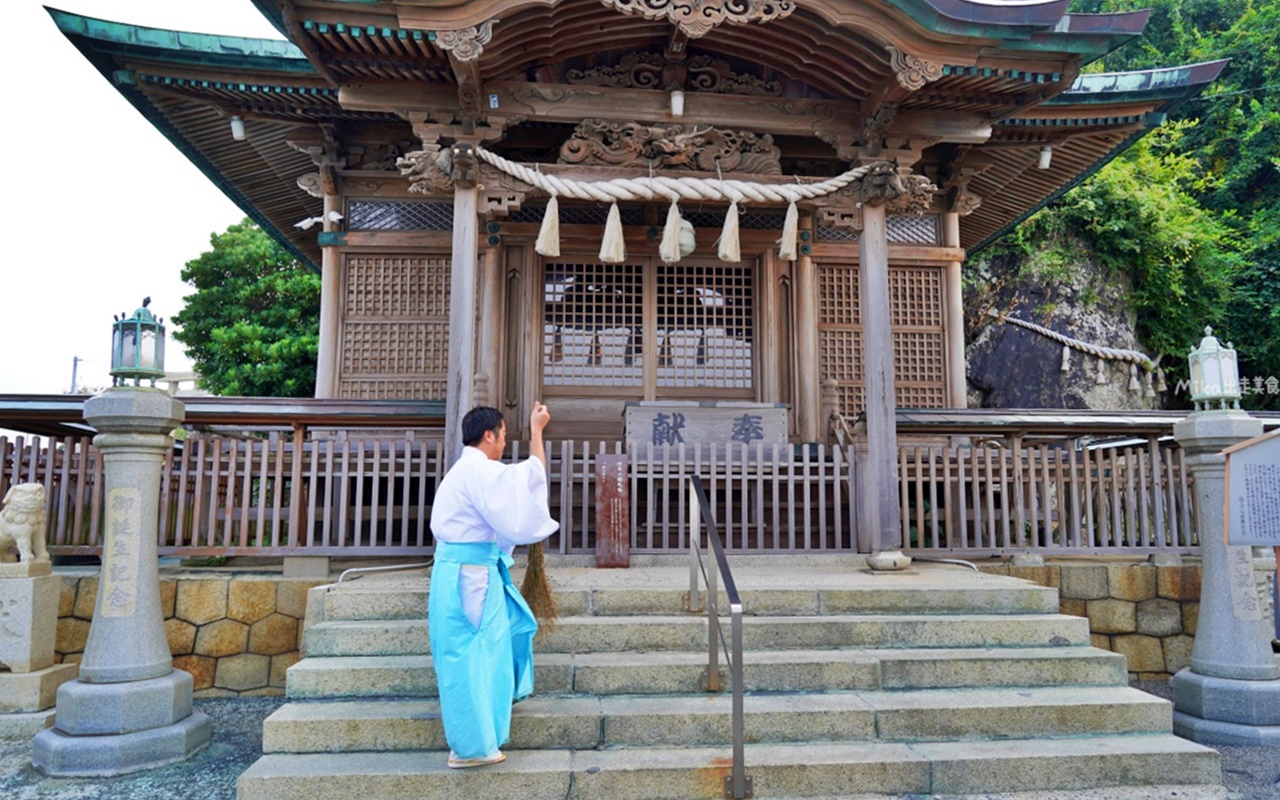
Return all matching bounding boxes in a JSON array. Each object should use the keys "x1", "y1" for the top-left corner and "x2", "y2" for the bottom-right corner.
[
  {"x1": 1060, "y1": 345, "x2": 1071, "y2": 373},
  {"x1": 1128, "y1": 363, "x2": 1141, "y2": 392},
  {"x1": 778, "y1": 200, "x2": 799, "y2": 261},
  {"x1": 1096, "y1": 359, "x2": 1108, "y2": 385},
  {"x1": 659, "y1": 199, "x2": 683, "y2": 264},
  {"x1": 1156, "y1": 367, "x2": 1167, "y2": 392},
  {"x1": 718, "y1": 199, "x2": 741, "y2": 262},
  {"x1": 535, "y1": 194, "x2": 561, "y2": 257},
  {"x1": 599, "y1": 202, "x2": 626, "y2": 263}
]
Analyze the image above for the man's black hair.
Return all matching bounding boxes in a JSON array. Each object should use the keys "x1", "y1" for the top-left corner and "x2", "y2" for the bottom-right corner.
[{"x1": 462, "y1": 406, "x2": 504, "y2": 447}]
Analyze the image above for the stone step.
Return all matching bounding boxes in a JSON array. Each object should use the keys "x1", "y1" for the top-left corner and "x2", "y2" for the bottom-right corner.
[
  {"x1": 303, "y1": 614, "x2": 1090, "y2": 657},
  {"x1": 285, "y1": 646, "x2": 1125, "y2": 699},
  {"x1": 238, "y1": 734, "x2": 1220, "y2": 800},
  {"x1": 320, "y1": 582, "x2": 1059, "y2": 621},
  {"x1": 263, "y1": 686, "x2": 1171, "y2": 754}
]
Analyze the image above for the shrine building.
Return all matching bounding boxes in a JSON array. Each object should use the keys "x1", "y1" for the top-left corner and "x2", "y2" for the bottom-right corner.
[{"x1": 42, "y1": 0, "x2": 1228, "y2": 557}]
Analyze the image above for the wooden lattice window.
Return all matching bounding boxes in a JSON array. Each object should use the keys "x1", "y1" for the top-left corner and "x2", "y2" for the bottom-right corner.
[
  {"x1": 542, "y1": 259, "x2": 755, "y2": 399},
  {"x1": 817, "y1": 262, "x2": 946, "y2": 413},
  {"x1": 543, "y1": 263, "x2": 644, "y2": 389},
  {"x1": 338, "y1": 254, "x2": 451, "y2": 400},
  {"x1": 655, "y1": 264, "x2": 753, "y2": 390}
]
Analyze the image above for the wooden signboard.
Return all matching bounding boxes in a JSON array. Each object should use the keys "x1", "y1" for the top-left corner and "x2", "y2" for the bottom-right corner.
[
  {"x1": 623, "y1": 401, "x2": 788, "y2": 459},
  {"x1": 1223, "y1": 427, "x2": 1280, "y2": 546}
]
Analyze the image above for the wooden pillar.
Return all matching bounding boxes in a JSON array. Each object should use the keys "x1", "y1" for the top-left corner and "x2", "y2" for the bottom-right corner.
[
  {"x1": 314, "y1": 193, "x2": 341, "y2": 398},
  {"x1": 444, "y1": 145, "x2": 480, "y2": 468},
  {"x1": 858, "y1": 202, "x2": 903, "y2": 558},
  {"x1": 795, "y1": 253, "x2": 820, "y2": 441},
  {"x1": 943, "y1": 212, "x2": 967, "y2": 408},
  {"x1": 477, "y1": 246, "x2": 504, "y2": 408}
]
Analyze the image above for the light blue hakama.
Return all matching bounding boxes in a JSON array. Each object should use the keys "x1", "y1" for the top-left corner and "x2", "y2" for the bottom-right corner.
[{"x1": 428, "y1": 541, "x2": 538, "y2": 759}]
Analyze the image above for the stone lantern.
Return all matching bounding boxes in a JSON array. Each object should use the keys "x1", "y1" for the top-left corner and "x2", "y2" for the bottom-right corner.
[
  {"x1": 1170, "y1": 326, "x2": 1280, "y2": 745},
  {"x1": 32, "y1": 306, "x2": 209, "y2": 775}
]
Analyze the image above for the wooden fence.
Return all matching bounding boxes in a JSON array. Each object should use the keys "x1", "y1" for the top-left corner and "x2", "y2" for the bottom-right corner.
[
  {"x1": 1, "y1": 428, "x2": 1196, "y2": 557},
  {"x1": 898, "y1": 436, "x2": 1195, "y2": 556}
]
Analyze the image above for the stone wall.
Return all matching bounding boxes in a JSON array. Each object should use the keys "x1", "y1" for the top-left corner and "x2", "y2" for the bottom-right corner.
[
  {"x1": 979, "y1": 560, "x2": 1202, "y2": 680},
  {"x1": 54, "y1": 571, "x2": 326, "y2": 697}
]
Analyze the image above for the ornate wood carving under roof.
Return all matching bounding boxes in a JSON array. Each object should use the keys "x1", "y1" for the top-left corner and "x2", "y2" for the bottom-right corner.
[
  {"x1": 435, "y1": 20, "x2": 498, "y2": 62},
  {"x1": 598, "y1": 0, "x2": 795, "y2": 39},
  {"x1": 559, "y1": 120, "x2": 782, "y2": 174},
  {"x1": 566, "y1": 52, "x2": 782, "y2": 96},
  {"x1": 887, "y1": 46, "x2": 943, "y2": 92}
]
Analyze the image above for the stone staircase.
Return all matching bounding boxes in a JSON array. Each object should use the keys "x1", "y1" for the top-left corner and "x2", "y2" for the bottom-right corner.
[{"x1": 236, "y1": 559, "x2": 1224, "y2": 799}]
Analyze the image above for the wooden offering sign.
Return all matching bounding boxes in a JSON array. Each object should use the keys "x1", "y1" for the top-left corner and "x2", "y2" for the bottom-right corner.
[{"x1": 1224, "y1": 428, "x2": 1280, "y2": 546}]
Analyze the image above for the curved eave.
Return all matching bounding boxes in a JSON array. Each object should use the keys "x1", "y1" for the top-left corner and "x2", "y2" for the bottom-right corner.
[
  {"x1": 890, "y1": 0, "x2": 1069, "y2": 31},
  {"x1": 47, "y1": 7, "x2": 309, "y2": 71},
  {"x1": 967, "y1": 59, "x2": 1230, "y2": 254},
  {"x1": 48, "y1": 8, "x2": 324, "y2": 271},
  {"x1": 249, "y1": 0, "x2": 291, "y2": 38},
  {"x1": 1053, "y1": 59, "x2": 1230, "y2": 105}
]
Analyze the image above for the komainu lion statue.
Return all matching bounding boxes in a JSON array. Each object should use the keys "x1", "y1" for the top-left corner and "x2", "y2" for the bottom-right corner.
[{"x1": 0, "y1": 483, "x2": 49, "y2": 564}]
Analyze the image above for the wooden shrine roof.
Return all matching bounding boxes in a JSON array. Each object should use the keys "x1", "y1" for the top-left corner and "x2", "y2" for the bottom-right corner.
[{"x1": 49, "y1": 2, "x2": 1227, "y2": 265}]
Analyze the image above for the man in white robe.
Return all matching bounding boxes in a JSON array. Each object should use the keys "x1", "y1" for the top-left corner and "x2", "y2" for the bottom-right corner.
[{"x1": 428, "y1": 403, "x2": 558, "y2": 769}]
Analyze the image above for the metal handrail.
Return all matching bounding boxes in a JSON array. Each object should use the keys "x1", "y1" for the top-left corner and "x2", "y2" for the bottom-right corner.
[
  {"x1": 686, "y1": 477, "x2": 752, "y2": 799},
  {"x1": 337, "y1": 561, "x2": 432, "y2": 583}
]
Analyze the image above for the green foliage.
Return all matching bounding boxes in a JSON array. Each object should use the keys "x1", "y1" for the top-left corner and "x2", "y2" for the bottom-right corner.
[
  {"x1": 988, "y1": 1, "x2": 1280, "y2": 408},
  {"x1": 173, "y1": 219, "x2": 320, "y2": 397}
]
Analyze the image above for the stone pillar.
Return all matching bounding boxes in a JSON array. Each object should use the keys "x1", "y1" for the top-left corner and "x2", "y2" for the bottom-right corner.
[
  {"x1": 33, "y1": 388, "x2": 210, "y2": 775},
  {"x1": 1171, "y1": 410, "x2": 1280, "y2": 745},
  {"x1": 314, "y1": 193, "x2": 342, "y2": 399},
  {"x1": 858, "y1": 200, "x2": 907, "y2": 569},
  {"x1": 0, "y1": 485, "x2": 78, "y2": 737},
  {"x1": 444, "y1": 144, "x2": 480, "y2": 468}
]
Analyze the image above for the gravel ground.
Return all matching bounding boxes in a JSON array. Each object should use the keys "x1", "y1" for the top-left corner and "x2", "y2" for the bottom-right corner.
[
  {"x1": 1133, "y1": 680, "x2": 1280, "y2": 800},
  {"x1": 0, "y1": 697, "x2": 286, "y2": 800},
  {"x1": 0, "y1": 686, "x2": 1276, "y2": 800}
]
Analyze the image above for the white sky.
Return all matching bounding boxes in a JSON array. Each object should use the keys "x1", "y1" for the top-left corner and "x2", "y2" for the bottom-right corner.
[{"x1": 2, "y1": 2, "x2": 285, "y2": 394}]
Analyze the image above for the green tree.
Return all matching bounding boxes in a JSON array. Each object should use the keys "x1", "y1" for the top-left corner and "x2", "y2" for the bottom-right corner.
[{"x1": 173, "y1": 219, "x2": 320, "y2": 397}]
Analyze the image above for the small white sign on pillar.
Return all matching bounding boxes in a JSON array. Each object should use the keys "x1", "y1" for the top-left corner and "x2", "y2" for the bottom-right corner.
[{"x1": 1224, "y1": 428, "x2": 1280, "y2": 547}]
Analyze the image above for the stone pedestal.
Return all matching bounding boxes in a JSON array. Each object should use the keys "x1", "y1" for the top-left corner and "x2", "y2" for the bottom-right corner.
[
  {"x1": 1171, "y1": 410, "x2": 1280, "y2": 745},
  {"x1": 32, "y1": 388, "x2": 211, "y2": 774},
  {"x1": 0, "y1": 573, "x2": 58, "y2": 673},
  {"x1": 0, "y1": 571, "x2": 78, "y2": 738},
  {"x1": 0, "y1": 499, "x2": 75, "y2": 738}
]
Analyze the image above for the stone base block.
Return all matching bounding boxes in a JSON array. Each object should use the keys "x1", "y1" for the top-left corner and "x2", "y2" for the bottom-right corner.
[
  {"x1": 55, "y1": 669, "x2": 194, "y2": 735},
  {"x1": 0, "y1": 708, "x2": 55, "y2": 739},
  {"x1": 1172, "y1": 668, "x2": 1280, "y2": 726},
  {"x1": 0, "y1": 573, "x2": 59, "y2": 672},
  {"x1": 0, "y1": 560, "x2": 52, "y2": 577},
  {"x1": 0, "y1": 663, "x2": 78, "y2": 713},
  {"x1": 1174, "y1": 710, "x2": 1280, "y2": 746},
  {"x1": 284, "y1": 556, "x2": 331, "y2": 579},
  {"x1": 32, "y1": 709, "x2": 211, "y2": 776}
]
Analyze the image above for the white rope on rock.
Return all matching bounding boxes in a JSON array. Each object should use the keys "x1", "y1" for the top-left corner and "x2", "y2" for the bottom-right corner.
[{"x1": 988, "y1": 310, "x2": 1161, "y2": 396}]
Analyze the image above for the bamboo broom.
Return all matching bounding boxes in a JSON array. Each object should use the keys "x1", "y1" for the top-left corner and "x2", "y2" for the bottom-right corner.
[{"x1": 520, "y1": 541, "x2": 559, "y2": 632}]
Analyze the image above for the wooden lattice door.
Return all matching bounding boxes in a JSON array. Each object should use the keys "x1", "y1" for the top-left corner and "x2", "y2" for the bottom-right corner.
[
  {"x1": 817, "y1": 261, "x2": 947, "y2": 413},
  {"x1": 336, "y1": 253, "x2": 451, "y2": 399},
  {"x1": 541, "y1": 257, "x2": 757, "y2": 402}
]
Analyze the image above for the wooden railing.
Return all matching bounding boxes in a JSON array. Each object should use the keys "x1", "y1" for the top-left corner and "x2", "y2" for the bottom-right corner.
[
  {"x1": 4, "y1": 406, "x2": 1250, "y2": 558},
  {"x1": 898, "y1": 437, "x2": 1195, "y2": 556}
]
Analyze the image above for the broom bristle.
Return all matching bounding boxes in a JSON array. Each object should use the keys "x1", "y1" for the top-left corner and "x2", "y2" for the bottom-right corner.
[{"x1": 520, "y1": 541, "x2": 560, "y2": 633}]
